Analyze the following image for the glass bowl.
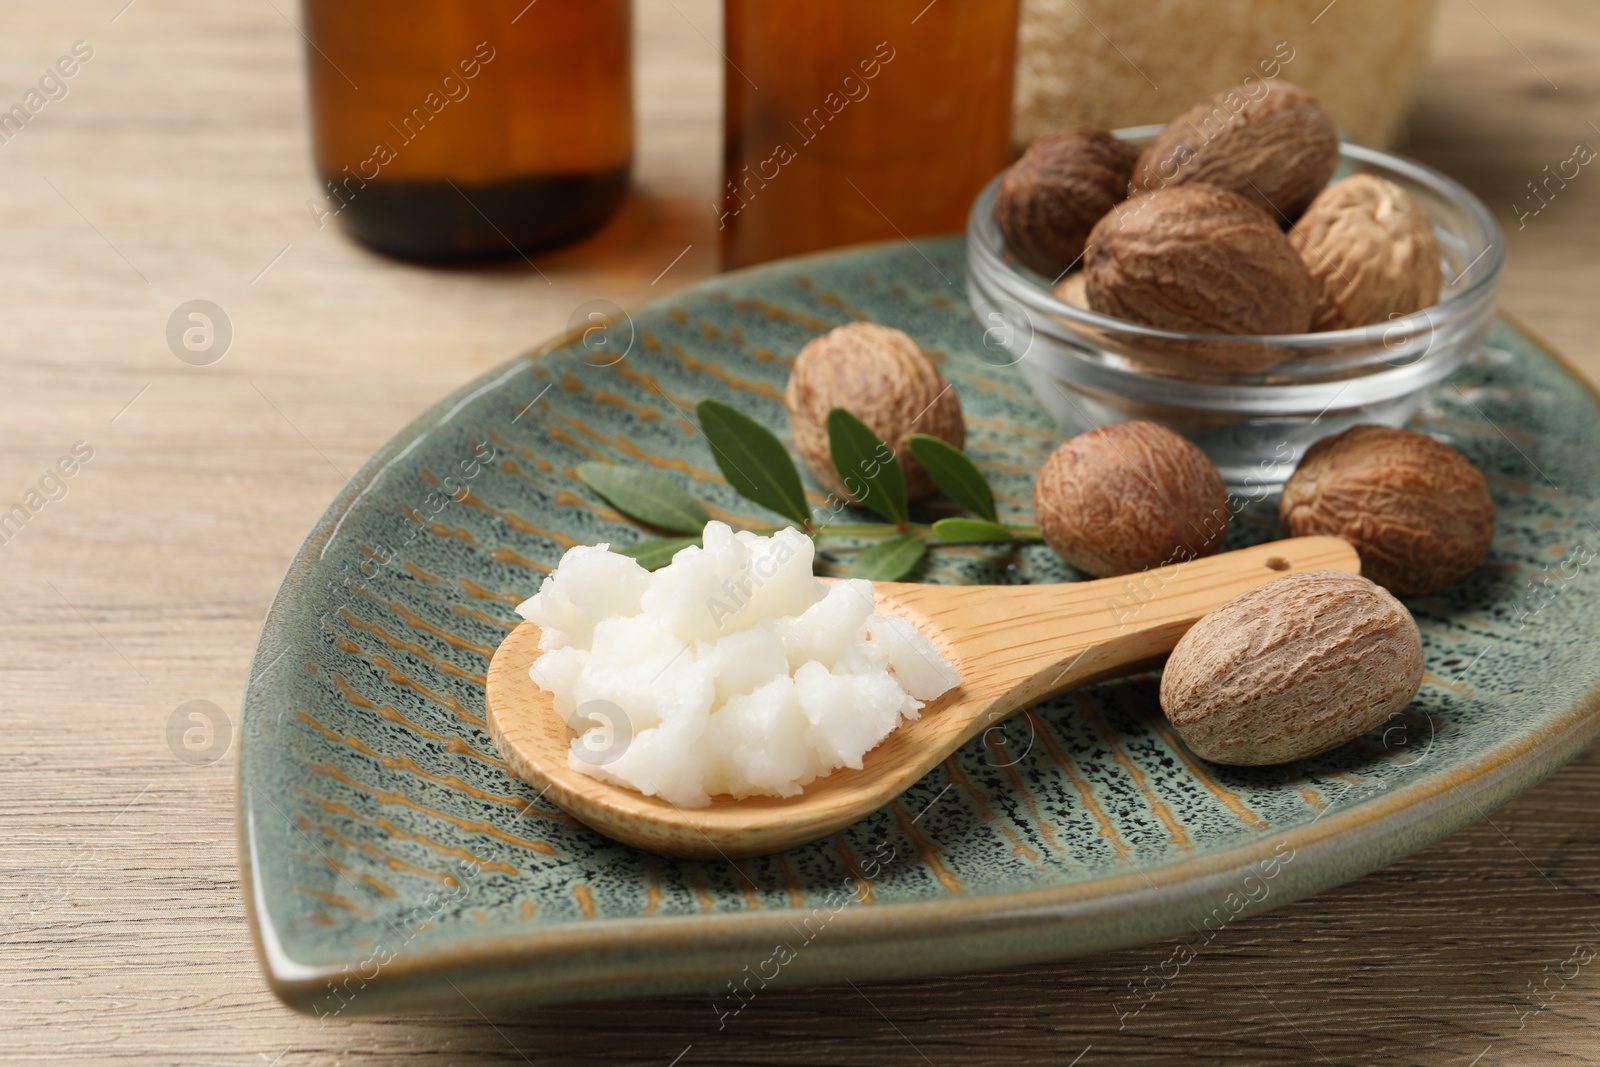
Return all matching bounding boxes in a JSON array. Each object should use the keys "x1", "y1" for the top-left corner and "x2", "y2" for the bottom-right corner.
[{"x1": 965, "y1": 126, "x2": 1504, "y2": 494}]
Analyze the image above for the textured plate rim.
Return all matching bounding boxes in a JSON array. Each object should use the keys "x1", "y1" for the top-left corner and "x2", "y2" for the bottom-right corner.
[{"x1": 236, "y1": 241, "x2": 1600, "y2": 1013}]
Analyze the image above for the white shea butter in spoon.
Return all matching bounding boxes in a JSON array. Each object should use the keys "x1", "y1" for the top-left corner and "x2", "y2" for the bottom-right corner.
[{"x1": 515, "y1": 521, "x2": 961, "y2": 807}]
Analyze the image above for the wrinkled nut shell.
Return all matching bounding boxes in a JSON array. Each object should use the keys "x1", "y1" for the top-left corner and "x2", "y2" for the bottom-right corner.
[
  {"x1": 996, "y1": 127, "x2": 1139, "y2": 277},
  {"x1": 1032, "y1": 420, "x2": 1228, "y2": 577},
  {"x1": 1288, "y1": 174, "x2": 1443, "y2": 331},
  {"x1": 786, "y1": 322, "x2": 964, "y2": 501},
  {"x1": 1084, "y1": 183, "x2": 1318, "y2": 372},
  {"x1": 1161, "y1": 570, "x2": 1424, "y2": 766},
  {"x1": 1280, "y1": 424, "x2": 1495, "y2": 596},
  {"x1": 1134, "y1": 80, "x2": 1339, "y2": 222}
]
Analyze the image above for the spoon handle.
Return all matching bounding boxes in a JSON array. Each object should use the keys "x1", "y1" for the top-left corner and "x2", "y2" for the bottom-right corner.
[{"x1": 878, "y1": 536, "x2": 1359, "y2": 745}]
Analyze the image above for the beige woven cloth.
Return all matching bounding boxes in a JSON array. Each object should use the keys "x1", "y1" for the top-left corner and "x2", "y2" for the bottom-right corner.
[{"x1": 1014, "y1": 0, "x2": 1439, "y2": 147}]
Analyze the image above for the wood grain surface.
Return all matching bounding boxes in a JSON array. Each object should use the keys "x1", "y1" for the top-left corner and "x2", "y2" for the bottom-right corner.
[{"x1": 2, "y1": 1, "x2": 1598, "y2": 1063}]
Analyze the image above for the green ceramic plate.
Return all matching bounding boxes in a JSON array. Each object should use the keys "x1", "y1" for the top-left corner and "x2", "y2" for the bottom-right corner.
[{"x1": 241, "y1": 237, "x2": 1600, "y2": 1017}]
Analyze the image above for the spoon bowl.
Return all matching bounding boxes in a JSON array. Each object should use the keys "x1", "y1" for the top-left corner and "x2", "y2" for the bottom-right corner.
[{"x1": 487, "y1": 536, "x2": 1359, "y2": 858}]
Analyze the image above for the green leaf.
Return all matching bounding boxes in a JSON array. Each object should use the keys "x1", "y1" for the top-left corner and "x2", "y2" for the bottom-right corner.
[
  {"x1": 907, "y1": 434, "x2": 997, "y2": 523},
  {"x1": 931, "y1": 518, "x2": 1014, "y2": 544},
  {"x1": 845, "y1": 534, "x2": 927, "y2": 581},
  {"x1": 695, "y1": 399, "x2": 811, "y2": 527},
  {"x1": 826, "y1": 408, "x2": 908, "y2": 524},
  {"x1": 617, "y1": 536, "x2": 700, "y2": 571},
  {"x1": 577, "y1": 462, "x2": 710, "y2": 535}
]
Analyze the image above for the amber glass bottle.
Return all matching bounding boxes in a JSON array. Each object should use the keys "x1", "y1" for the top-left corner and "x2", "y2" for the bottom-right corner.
[
  {"x1": 303, "y1": 0, "x2": 632, "y2": 261},
  {"x1": 720, "y1": 0, "x2": 1018, "y2": 269}
]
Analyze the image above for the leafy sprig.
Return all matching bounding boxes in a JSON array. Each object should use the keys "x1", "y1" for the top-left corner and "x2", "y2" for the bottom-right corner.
[
  {"x1": 697, "y1": 399, "x2": 811, "y2": 526},
  {"x1": 576, "y1": 462, "x2": 708, "y2": 535},
  {"x1": 577, "y1": 402, "x2": 1039, "y2": 580},
  {"x1": 827, "y1": 407, "x2": 908, "y2": 524}
]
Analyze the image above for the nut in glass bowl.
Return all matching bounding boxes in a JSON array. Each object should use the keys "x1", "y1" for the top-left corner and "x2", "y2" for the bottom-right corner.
[{"x1": 966, "y1": 126, "x2": 1504, "y2": 494}]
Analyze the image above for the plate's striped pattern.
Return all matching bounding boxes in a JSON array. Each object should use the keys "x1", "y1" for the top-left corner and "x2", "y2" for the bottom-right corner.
[{"x1": 242, "y1": 240, "x2": 1600, "y2": 1008}]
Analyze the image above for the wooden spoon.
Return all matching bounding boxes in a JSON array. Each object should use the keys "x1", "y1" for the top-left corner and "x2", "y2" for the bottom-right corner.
[{"x1": 486, "y1": 536, "x2": 1358, "y2": 859}]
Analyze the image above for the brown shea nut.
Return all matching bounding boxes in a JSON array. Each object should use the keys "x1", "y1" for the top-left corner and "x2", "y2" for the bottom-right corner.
[
  {"x1": 1133, "y1": 80, "x2": 1339, "y2": 222},
  {"x1": 995, "y1": 127, "x2": 1139, "y2": 277},
  {"x1": 1279, "y1": 424, "x2": 1495, "y2": 596},
  {"x1": 1053, "y1": 271, "x2": 1089, "y2": 310},
  {"x1": 1160, "y1": 570, "x2": 1424, "y2": 766},
  {"x1": 1288, "y1": 174, "x2": 1443, "y2": 331},
  {"x1": 1032, "y1": 420, "x2": 1228, "y2": 578},
  {"x1": 786, "y1": 322, "x2": 964, "y2": 501},
  {"x1": 1084, "y1": 183, "x2": 1317, "y2": 372}
]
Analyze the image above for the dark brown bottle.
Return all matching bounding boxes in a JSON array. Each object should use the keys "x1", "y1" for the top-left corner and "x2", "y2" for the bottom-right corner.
[
  {"x1": 302, "y1": 0, "x2": 632, "y2": 261},
  {"x1": 720, "y1": 0, "x2": 1018, "y2": 269}
]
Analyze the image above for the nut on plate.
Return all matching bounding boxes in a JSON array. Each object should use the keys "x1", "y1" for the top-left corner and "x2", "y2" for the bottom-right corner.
[
  {"x1": 1280, "y1": 424, "x2": 1495, "y2": 596},
  {"x1": 786, "y1": 322, "x2": 964, "y2": 501},
  {"x1": 1160, "y1": 570, "x2": 1424, "y2": 765},
  {"x1": 1133, "y1": 80, "x2": 1339, "y2": 222},
  {"x1": 1032, "y1": 420, "x2": 1228, "y2": 577},
  {"x1": 1288, "y1": 174, "x2": 1443, "y2": 331},
  {"x1": 995, "y1": 127, "x2": 1139, "y2": 277},
  {"x1": 1083, "y1": 183, "x2": 1318, "y2": 372}
]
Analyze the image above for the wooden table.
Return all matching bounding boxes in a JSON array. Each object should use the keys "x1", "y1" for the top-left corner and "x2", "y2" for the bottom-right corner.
[{"x1": 4, "y1": 1, "x2": 1598, "y2": 1063}]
